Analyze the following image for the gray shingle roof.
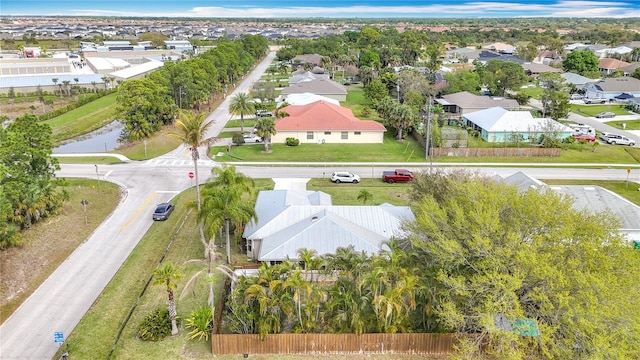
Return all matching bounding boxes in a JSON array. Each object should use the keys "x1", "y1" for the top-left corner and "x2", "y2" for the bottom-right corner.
[{"x1": 280, "y1": 78, "x2": 347, "y2": 96}]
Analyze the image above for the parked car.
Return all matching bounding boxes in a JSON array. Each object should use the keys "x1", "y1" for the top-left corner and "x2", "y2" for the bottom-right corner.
[
  {"x1": 570, "y1": 94, "x2": 584, "y2": 100},
  {"x1": 153, "y1": 202, "x2": 174, "y2": 221},
  {"x1": 595, "y1": 111, "x2": 615, "y2": 119},
  {"x1": 599, "y1": 132, "x2": 619, "y2": 141},
  {"x1": 243, "y1": 134, "x2": 262, "y2": 143},
  {"x1": 255, "y1": 110, "x2": 272, "y2": 118},
  {"x1": 382, "y1": 169, "x2": 414, "y2": 183},
  {"x1": 584, "y1": 98, "x2": 606, "y2": 104},
  {"x1": 573, "y1": 133, "x2": 596, "y2": 142},
  {"x1": 330, "y1": 171, "x2": 360, "y2": 183},
  {"x1": 607, "y1": 136, "x2": 636, "y2": 146}
]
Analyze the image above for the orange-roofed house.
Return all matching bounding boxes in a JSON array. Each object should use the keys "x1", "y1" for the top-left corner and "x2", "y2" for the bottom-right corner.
[{"x1": 273, "y1": 101, "x2": 386, "y2": 144}]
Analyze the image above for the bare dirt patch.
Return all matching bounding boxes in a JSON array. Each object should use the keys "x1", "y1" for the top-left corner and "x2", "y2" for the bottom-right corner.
[
  {"x1": 0, "y1": 97, "x2": 76, "y2": 121},
  {"x1": 0, "y1": 179, "x2": 122, "y2": 323}
]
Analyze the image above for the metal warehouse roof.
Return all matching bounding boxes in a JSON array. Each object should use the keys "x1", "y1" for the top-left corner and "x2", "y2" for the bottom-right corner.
[{"x1": 0, "y1": 74, "x2": 105, "y2": 89}]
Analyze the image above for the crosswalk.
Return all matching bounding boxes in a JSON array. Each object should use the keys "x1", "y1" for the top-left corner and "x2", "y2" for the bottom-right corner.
[{"x1": 142, "y1": 158, "x2": 216, "y2": 166}]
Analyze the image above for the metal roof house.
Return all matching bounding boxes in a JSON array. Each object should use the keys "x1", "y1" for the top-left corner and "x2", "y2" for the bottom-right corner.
[
  {"x1": 462, "y1": 107, "x2": 574, "y2": 143},
  {"x1": 243, "y1": 189, "x2": 415, "y2": 265},
  {"x1": 502, "y1": 172, "x2": 640, "y2": 243}
]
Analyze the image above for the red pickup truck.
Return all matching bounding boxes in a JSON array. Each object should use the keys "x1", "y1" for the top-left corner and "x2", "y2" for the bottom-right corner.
[{"x1": 382, "y1": 169, "x2": 414, "y2": 183}]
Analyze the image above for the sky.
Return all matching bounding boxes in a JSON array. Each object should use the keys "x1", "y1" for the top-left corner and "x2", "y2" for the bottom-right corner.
[{"x1": 1, "y1": 0, "x2": 639, "y2": 18}]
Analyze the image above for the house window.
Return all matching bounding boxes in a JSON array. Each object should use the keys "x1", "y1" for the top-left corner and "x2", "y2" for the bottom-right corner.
[
  {"x1": 324, "y1": 131, "x2": 331, "y2": 135},
  {"x1": 307, "y1": 131, "x2": 314, "y2": 140},
  {"x1": 354, "y1": 131, "x2": 361, "y2": 135},
  {"x1": 341, "y1": 132, "x2": 348, "y2": 140}
]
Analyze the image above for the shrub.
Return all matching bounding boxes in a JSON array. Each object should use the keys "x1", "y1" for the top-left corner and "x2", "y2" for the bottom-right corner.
[
  {"x1": 286, "y1": 137, "x2": 300, "y2": 146},
  {"x1": 231, "y1": 132, "x2": 245, "y2": 145},
  {"x1": 137, "y1": 308, "x2": 175, "y2": 341},
  {"x1": 185, "y1": 306, "x2": 213, "y2": 341}
]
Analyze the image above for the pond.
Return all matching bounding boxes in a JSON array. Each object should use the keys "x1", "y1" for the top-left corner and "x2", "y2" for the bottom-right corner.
[{"x1": 53, "y1": 121, "x2": 124, "y2": 153}]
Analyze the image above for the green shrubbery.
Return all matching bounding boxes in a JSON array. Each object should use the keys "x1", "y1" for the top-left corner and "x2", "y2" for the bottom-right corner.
[
  {"x1": 137, "y1": 308, "x2": 178, "y2": 341},
  {"x1": 286, "y1": 137, "x2": 300, "y2": 146},
  {"x1": 185, "y1": 306, "x2": 213, "y2": 341}
]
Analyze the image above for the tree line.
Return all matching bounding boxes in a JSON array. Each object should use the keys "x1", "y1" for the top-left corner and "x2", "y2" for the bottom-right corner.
[
  {"x1": 219, "y1": 170, "x2": 640, "y2": 358},
  {"x1": 116, "y1": 35, "x2": 268, "y2": 142}
]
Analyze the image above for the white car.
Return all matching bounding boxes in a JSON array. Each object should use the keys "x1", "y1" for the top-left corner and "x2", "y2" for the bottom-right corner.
[
  {"x1": 330, "y1": 172, "x2": 361, "y2": 183},
  {"x1": 243, "y1": 134, "x2": 262, "y2": 143},
  {"x1": 607, "y1": 136, "x2": 635, "y2": 146}
]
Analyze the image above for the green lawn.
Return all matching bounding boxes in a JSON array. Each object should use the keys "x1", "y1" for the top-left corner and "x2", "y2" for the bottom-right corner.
[
  {"x1": 54, "y1": 155, "x2": 125, "y2": 165},
  {"x1": 569, "y1": 104, "x2": 629, "y2": 117},
  {"x1": 44, "y1": 93, "x2": 118, "y2": 143},
  {"x1": 307, "y1": 178, "x2": 413, "y2": 206},
  {"x1": 224, "y1": 119, "x2": 258, "y2": 128},
  {"x1": 211, "y1": 133, "x2": 426, "y2": 163},
  {"x1": 115, "y1": 125, "x2": 183, "y2": 160},
  {"x1": 604, "y1": 119, "x2": 640, "y2": 130},
  {"x1": 520, "y1": 86, "x2": 544, "y2": 100}
]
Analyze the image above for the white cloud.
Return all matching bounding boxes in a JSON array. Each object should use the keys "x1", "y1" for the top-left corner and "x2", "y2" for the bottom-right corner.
[{"x1": 14, "y1": 1, "x2": 639, "y2": 18}]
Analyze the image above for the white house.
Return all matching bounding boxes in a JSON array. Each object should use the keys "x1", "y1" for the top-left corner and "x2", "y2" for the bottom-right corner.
[
  {"x1": 243, "y1": 189, "x2": 415, "y2": 265},
  {"x1": 463, "y1": 107, "x2": 574, "y2": 143}
]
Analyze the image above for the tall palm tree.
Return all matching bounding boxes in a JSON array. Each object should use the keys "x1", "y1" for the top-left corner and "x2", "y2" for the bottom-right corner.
[
  {"x1": 51, "y1": 78, "x2": 59, "y2": 96},
  {"x1": 229, "y1": 92, "x2": 255, "y2": 134},
  {"x1": 171, "y1": 111, "x2": 216, "y2": 215},
  {"x1": 254, "y1": 117, "x2": 276, "y2": 152},
  {"x1": 200, "y1": 184, "x2": 257, "y2": 264},
  {"x1": 152, "y1": 263, "x2": 183, "y2": 335}
]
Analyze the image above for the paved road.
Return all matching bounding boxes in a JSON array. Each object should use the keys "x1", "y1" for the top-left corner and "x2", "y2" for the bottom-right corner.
[
  {"x1": 2, "y1": 57, "x2": 640, "y2": 359},
  {"x1": 0, "y1": 52, "x2": 277, "y2": 360}
]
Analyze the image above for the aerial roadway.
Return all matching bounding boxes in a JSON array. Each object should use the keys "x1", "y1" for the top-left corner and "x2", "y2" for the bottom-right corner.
[{"x1": 1, "y1": 52, "x2": 639, "y2": 360}]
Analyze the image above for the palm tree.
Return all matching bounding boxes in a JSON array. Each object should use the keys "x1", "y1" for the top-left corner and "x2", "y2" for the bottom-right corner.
[
  {"x1": 254, "y1": 117, "x2": 276, "y2": 152},
  {"x1": 201, "y1": 184, "x2": 256, "y2": 264},
  {"x1": 229, "y1": 92, "x2": 255, "y2": 134},
  {"x1": 51, "y1": 78, "x2": 59, "y2": 96},
  {"x1": 62, "y1": 80, "x2": 71, "y2": 97},
  {"x1": 91, "y1": 81, "x2": 97, "y2": 93},
  {"x1": 171, "y1": 111, "x2": 216, "y2": 253},
  {"x1": 357, "y1": 189, "x2": 373, "y2": 204},
  {"x1": 152, "y1": 263, "x2": 183, "y2": 335}
]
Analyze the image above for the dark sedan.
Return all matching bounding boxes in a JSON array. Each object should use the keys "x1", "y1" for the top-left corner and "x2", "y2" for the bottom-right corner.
[{"x1": 153, "y1": 202, "x2": 174, "y2": 221}]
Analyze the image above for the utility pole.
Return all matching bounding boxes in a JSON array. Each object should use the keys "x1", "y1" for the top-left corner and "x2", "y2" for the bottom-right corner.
[{"x1": 425, "y1": 96, "x2": 433, "y2": 171}]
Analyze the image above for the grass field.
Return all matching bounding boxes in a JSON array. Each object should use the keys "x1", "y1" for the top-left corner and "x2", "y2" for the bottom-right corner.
[
  {"x1": 569, "y1": 103, "x2": 630, "y2": 117},
  {"x1": 54, "y1": 155, "x2": 126, "y2": 164},
  {"x1": 0, "y1": 179, "x2": 121, "y2": 323},
  {"x1": 212, "y1": 133, "x2": 425, "y2": 163},
  {"x1": 44, "y1": 93, "x2": 118, "y2": 143},
  {"x1": 604, "y1": 119, "x2": 640, "y2": 130}
]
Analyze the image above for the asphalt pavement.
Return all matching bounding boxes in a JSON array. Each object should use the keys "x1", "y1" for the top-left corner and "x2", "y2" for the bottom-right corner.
[{"x1": 2, "y1": 57, "x2": 640, "y2": 360}]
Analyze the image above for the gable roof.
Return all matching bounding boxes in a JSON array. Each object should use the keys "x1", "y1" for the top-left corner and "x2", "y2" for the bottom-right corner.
[
  {"x1": 588, "y1": 77, "x2": 640, "y2": 92},
  {"x1": 280, "y1": 78, "x2": 347, "y2": 96},
  {"x1": 501, "y1": 173, "x2": 640, "y2": 236},
  {"x1": 561, "y1": 72, "x2": 598, "y2": 86},
  {"x1": 244, "y1": 190, "x2": 416, "y2": 261},
  {"x1": 288, "y1": 71, "x2": 329, "y2": 84},
  {"x1": 439, "y1": 91, "x2": 520, "y2": 110},
  {"x1": 243, "y1": 189, "x2": 332, "y2": 239},
  {"x1": 275, "y1": 101, "x2": 386, "y2": 132},
  {"x1": 292, "y1": 53, "x2": 322, "y2": 65},
  {"x1": 463, "y1": 107, "x2": 573, "y2": 133}
]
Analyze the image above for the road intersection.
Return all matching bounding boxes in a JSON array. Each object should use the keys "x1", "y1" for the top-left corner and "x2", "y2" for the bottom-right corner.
[{"x1": 2, "y1": 52, "x2": 640, "y2": 359}]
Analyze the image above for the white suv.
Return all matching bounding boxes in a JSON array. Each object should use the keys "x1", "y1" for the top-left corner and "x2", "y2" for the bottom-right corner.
[
  {"x1": 330, "y1": 172, "x2": 360, "y2": 183},
  {"x1": 607, "y1": 136, "x2": 635, "y2": 146}
]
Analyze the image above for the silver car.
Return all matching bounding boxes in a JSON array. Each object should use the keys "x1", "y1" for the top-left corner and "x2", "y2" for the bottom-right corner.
[
  {"x1": 607, "y1": 136, "x2": 635, "y2": 146},
  {"x1": 330, "y1": 172, "x2": 361, "y2": 183}
]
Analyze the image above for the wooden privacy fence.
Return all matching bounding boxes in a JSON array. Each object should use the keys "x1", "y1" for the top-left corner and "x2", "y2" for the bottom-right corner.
[
  {"x1": 211, "y1": 333, "x2": 459, "y2": 355},
  {"x1": 431, "y1": 147, "x2": 561, "y2": 157}
]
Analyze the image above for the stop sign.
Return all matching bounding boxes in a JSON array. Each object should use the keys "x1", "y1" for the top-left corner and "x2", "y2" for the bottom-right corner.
[{"x1": 188, "y1": 171, "x2": 194, "y2": 179}]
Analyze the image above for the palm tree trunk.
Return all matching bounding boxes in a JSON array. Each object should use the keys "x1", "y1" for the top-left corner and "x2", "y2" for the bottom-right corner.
[
  {"x1": 207, "y1": 242, "x2": 214, "y2": 307},
  {"x1": 240, "y1": 115, "x2": 245, "y2": 134},
  {"x1": 168, "y1": 289, "x2": 179, "y2": 335},
  {"x1": 193, "y1": 154, "x2": 207, "y2": 256},
  {"x1": 225, "y1": 218, "x2": 231, "y2": 264}
]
